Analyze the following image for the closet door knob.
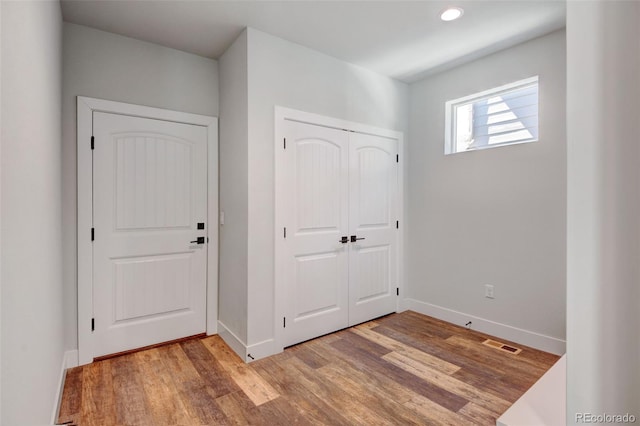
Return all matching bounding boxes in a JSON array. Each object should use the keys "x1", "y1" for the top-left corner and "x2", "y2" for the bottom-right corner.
[
  {"x1": 339, "y1": 236, "x2": 349, "y2": 244},
  {"x1": 350, "y1": 235, "x2": 365, "y2": 243}
]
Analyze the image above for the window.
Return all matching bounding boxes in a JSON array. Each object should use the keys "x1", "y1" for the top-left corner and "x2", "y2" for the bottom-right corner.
[{"x1": 445, "y1": 76, "x2": 539, "y2": 154}]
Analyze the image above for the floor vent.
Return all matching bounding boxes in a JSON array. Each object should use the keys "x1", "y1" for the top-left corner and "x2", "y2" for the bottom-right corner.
[{"x1": 482, "y1": 339, "x2": 522, "y2": 355}]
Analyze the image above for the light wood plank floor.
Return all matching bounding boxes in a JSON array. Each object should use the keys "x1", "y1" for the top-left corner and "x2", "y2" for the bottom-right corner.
[{"x1": 57, "y1": 311, "x2": 559, "y2": 425}]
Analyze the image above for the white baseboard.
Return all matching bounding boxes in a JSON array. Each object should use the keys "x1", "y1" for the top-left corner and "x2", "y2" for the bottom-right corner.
[
  {"x1": 217, "y1": 321, "x2": 279, "y2": 363},
  {"x1": 64, "y1": 349, "x2": 79, "y2": 369},
  {"x1": 51, "y1": 350, "x2": 79, "y2": 425},
  {"x1": 246, "y1": 338, "x2": 279, "y2": 362},
  {"x1": 398, "y1": 297, "x2": 412, "y2": 312},
  {"x1": 206, "y1": 317, "x2": 218, "y2": 336},
  {"x1": 217, "y1": 320, "x2": 249, "y2": 362},
  {"x1": 51, "y1": 354, "x2": 66, "y2": 425},
  {"x1": 405, "y1": 298, "x2": 566, "y2": 355}
]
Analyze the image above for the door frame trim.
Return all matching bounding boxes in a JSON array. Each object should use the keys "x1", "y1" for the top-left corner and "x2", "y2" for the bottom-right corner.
[
  {"x1": 77, "y1": 96, "x2": 218, "y2": 365},
  {"x1": 273, "y1": 106, "x2": 404, "y2": 353}
]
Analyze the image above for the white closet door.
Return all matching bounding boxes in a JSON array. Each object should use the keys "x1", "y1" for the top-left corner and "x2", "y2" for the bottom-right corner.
[
  {"x1": 92, "y1": 112, "x2": 208, "y2": 358},
  {"x1": 348, "y1": 132, "x2": 398, "y2": 325},
  {"x1": 282, "y1": 120, "x2": 350, "y2": 347}
]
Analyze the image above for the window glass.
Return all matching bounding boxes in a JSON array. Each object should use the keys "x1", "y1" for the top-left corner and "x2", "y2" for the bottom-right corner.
[{"x1": 445, "y1": 77, "x2": 539, "y2": 154}]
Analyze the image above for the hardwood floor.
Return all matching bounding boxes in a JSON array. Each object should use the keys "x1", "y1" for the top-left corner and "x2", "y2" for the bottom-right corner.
[{"x1": 57, "y1": 311, "x2": 559, "y2": 425}]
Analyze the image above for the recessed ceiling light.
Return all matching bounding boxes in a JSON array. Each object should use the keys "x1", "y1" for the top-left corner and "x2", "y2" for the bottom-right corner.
[{"x1": 440, "y1": 7, "x2": 464, "y2": 22}]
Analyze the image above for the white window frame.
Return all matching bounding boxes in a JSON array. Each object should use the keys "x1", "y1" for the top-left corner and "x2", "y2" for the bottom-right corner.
[{"x1": 444, "y1": 76, "x2": 539, "y2": 155}]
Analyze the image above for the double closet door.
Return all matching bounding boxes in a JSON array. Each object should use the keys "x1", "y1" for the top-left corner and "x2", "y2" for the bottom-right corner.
[{"x1": 281, "y1": 119, "x2": 399, "y2": 347}]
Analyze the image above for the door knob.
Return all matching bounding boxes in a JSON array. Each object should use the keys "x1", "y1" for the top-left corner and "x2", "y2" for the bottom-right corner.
[
  {"x1": 350, "y1": 235, "x2": 365, "y2": 243},
  {"x1": 339, "y1": 236, "x2": 349, "y2": 244},
  {"x1": 190, "y1": 237, "x2": 205, "y2": 244}
]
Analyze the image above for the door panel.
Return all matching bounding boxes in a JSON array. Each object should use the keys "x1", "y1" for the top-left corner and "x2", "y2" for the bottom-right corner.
[
  {"x1": 115, "y1": 135, "x2": 192, "y2": 230},
  {"x1": 348, "y1": 132, "x2": 398, "y2": 326},
  {"x1": 295, "y1": 251, "x2": 342, "y2": 318},
  {"x1": 295, "y1": 139, "x2": 343, "y2": 232},
  {"x1": 112, "y1": 253, "x2": 192, "y2": 322},
  {"x1": 93, "y1": 112, "x2": 207, "y2": 358},
  {"x1": 283, "y1": 121, "x2": 349, "y2": 347},
  {"x1": 353, "y1": 245, "x2": 391, "y2": 302}
]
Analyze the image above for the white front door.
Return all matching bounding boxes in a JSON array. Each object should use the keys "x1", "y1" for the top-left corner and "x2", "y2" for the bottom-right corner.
[
  {"x1": 281, "y1": 119, "x2": 399, "y2": 347},
  {"x1": 348, "y1": 132, "x2": 398, "y2": 325},
  {"x1": 282, "y1": 121, "x2": 350, "y2": 347},
  {"x1": 92, "y1": 112, "x2": 208, "y2": 358}
]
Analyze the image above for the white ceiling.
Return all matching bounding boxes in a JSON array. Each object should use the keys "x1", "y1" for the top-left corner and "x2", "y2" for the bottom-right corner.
[{"x1": 60, "y1": 0, "x2": 566, "y2": 83}]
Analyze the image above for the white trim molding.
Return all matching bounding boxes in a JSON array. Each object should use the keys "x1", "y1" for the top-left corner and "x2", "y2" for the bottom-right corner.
[
  {"x1": 246, "y1": 339, "x2": 277, "y2": 362},
  {"x1": 405, "y1": 298, "x2": 566, "y2": 355},
  {"x1": 217, "y1": 321, "x2": 248, "y2": 362},
  {"x1": 51, "y1": 350, "x2": 79, "y2": 425},
  {"x1": 51, "y1": 354, "x2": 66, "y2": 425},
  {"x1": 216, "y1": 321, "x2": 275, "y2": 363},
  {"x1": 76, "y1": 96, "x2": 218, "y2": 365},
  {"x1": 64, "y1": 350, "x2": 79, "y2": 369}
]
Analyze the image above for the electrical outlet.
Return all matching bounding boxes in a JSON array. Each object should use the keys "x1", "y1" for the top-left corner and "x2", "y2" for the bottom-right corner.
[{"x1": 485, "y1": 284, "x2": 495, "y2": 299}]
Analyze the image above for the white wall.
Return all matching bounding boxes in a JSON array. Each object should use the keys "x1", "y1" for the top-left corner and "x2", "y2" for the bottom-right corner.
[
  {"x1": 407, "y1": 30, "x2": 566, "y2": 351},
  {"x1": 62, "y1": 23, "x2": 219, "y2": 350},
  {"x1": 0, "y1": 3, "x2": 3, "y2": 418},
  {"x1": 245, "y1": 28, "x2": 409, "y2": 349},
  {"x1": 0, "y1": 4, "x2": 3, "y2": 419},
  {"x1": 218, "y1": 30, "x2": 249, "y2": 344},
  {"x1": 566, "y1": 2, "x2": 640, "y2": 422},
  {"x1": 1, "y1": 2, "x2": 64, "y2": 424}
]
